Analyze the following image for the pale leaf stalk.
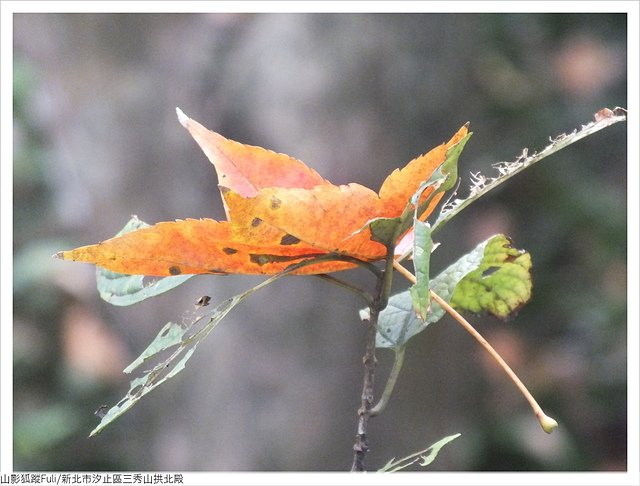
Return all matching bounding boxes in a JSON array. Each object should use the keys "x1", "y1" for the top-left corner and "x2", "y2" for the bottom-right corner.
[
  {"x1": 392, "y1": 260, "x2": 558, "y2": 433},
  {"x1": 370, "y1": 345, "x2": 406, "y2": 417}
]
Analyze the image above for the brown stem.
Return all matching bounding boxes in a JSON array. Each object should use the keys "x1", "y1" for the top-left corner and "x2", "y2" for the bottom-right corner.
[
  {"x1": 350, "y1": 299, "x2": 379, "y2": 471},
  {"x1": 351, "y1": 246, "x2": 395, "y2": 471}
]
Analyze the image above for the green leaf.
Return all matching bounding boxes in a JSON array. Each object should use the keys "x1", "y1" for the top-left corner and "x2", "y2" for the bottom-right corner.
[
  {"x1": 394, "y1": 132, "x2": 472, "y2": 261},
  {"x1": 91, "y1": 283, "x2": 274, "y2": 436},
  {"x1": 95, "y1": 216, "x2": 193, "y2": 306},
  {"x1": 123, "y1": 321, "x2": 189, "y2": 374},
  {"x1": 367, "y1": 131, "x2": 470, "y2": 262},
  {"x1": 451, "y1": 235, "x2": 532, "y2": 318},
  {"x1": 369, "y1": 217, "x2": 403, "y2": 246},
  {"x1": 438, "y1": 129, "x2": 470, "y2": 192},
  {"x1": 408, "y1": 130, "x2": 471, "y2": 209},
  {"x1": 372, "y1": 234, "x2": 531, "y2": 348},
  {"x1": 378, "y1": 433, "x2": 461, "y2": 472},
  {"x1": 90, "y1": 255, "x2": 340, "y2": 436},
  {"x1": 432, "y1": 108, "x2": 626, "y2": 235},
  {"x1": 409, "y1": 219, "x2": 432, "y2": 320}
]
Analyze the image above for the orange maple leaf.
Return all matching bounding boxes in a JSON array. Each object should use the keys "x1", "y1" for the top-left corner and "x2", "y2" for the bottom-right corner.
[{"x1": 57, "y1": 110, "x2": 468, "y2": 276}]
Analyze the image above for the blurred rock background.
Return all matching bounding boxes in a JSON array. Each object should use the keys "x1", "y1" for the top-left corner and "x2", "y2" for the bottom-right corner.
[{"x1": 13, "y1": 13, "x2": 627, "y2": 471}]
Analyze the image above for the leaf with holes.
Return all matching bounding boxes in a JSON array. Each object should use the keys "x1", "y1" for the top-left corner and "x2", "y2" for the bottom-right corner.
[
  {"x1": 90, "y1": 267, "x2": 294, "y2": 436},
  {"x1": 450, "y1": 234, "x2": 532, "y2": 318},
  {"x1": 409, "y1": 219, "x2": 433, "y2": 320},
  {"x1": 378, "y1": 433, "x2": 461, "y2": 472},
  {"x1": 371, "y1": 234, "x2": 531, "y2": 348}
]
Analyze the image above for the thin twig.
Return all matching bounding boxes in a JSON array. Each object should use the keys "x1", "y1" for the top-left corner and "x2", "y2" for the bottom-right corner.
[
  {"x1": 314, "y1": 274, "x2": 373, "y2": 306},
  {"x1": 392, "y1": 260, "x2": 558, "y2": 433}
]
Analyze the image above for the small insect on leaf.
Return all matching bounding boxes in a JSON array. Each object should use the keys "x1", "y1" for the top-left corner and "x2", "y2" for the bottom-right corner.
[{"x1": 195, "y1": 295, "x2": 211, "y2": 308}]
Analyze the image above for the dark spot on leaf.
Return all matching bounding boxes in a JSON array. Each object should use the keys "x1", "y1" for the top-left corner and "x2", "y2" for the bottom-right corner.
[
  {"x1": 94, "y1": 405, "x2": 109, "y2": 419},
  {"x1": 280, "y1": 234, "x2": 301, "y2": 246},
  {"x1": 481, "y1": 266, "x2": 500, "y2": 278},
  {"x1": 270, "y1": 196, "x2": 282, "y2": 209},
  {"x1": 250, "y1": 254, "x2": 270, "y2": 266},
  {"x1": 169, "y1": 266, "x2": 182, "y2": 275},
  {"x1": 223, "y1": 247, "x2": 238, "y2": 255},
  {"x1": 251, "y1": 217, "x2": 263, "y2": 227},
  {"x1": 250, "y1": 252, "x2": 324, "y2": 266},
  {"x1": 195, "y1": 295, "x2": 211, "y2": 307}
]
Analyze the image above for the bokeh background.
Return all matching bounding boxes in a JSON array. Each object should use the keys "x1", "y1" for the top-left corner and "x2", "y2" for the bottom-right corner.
[{"x1": 12, "y1": 13, "x2": 627, "y2": 471}]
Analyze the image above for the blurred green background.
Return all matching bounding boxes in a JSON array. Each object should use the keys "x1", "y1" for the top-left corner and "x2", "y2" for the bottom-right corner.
[{"x1": 13, "y1": 13, "x2": 627, "y2": 471}]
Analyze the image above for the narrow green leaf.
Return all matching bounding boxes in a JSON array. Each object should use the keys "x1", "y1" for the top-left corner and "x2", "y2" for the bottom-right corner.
[
  {"x1": 378, "y1": 433, "x2": 461, "y2": 472},
  {"x1": 90, "y1": 295, "x2": 241, "y2": 436},
  {"x1": 438, "y1": 129, "x2": 470, "y2": 192},
  {"x1": 96, "y1": 216, "x2": 193, "y2": 306},
  {"x1": 373, "y1": 236, "x2": 492, "y2": 348},
  {"x1": 395, "y1": 132, "x2": 472, "y2": 261},
  {"x1": 367, "y1": 131, "x2": 470, "y2": 261},
  {"x1": 373, "y1": 234, "x2": 531, "y2": 348},
  {"x1": 417, "y1": 433, "x2": 462, "y2": 468},
  {"x1": 432, "y1": 108, "x2": 626, "y2": 235},
  {"x1": 409, "y1": 219, "x2": 432, "y2": 320},
  {"x1": 123, "y1": 321, "x2": 189, "y2": 374},
  {"x1": 409, "y1": 130, "x2": 471, "y2": 210},
  {"x1": 89, "y1": 255, "x2": 341, "y2": 436}
]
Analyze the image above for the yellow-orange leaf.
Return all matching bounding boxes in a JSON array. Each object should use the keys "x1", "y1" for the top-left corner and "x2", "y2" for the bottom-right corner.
[
  {"x1": 58, "y1": 111, "x2": 469, "y2": 277},
  {"x1": 224, "y1": 184, "x2": 386, "y2": 260},
  {"x1": 220, "y1": 125, "x2": 468, "y2": 260},
  {"x1": 177, "y1": 108, "x2": 329, "y2": 198},
  {"x1": 58, "y1": 219, "x2": 357, "y2": 276},
  {"x1": 378, "y1": 124, "x2": 468, "y2": 217}
]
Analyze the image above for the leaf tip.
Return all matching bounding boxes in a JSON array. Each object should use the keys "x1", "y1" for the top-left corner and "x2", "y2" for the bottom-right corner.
[
  {"x1": 53, "y1": 251, "x2": 65, "y2": 260},
  {"x1": 594, "y1": 107, "x2": 627, "y2": 122},
  {"x1": 175, "y1": 107, "x2": 189, "y2": 128}
]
